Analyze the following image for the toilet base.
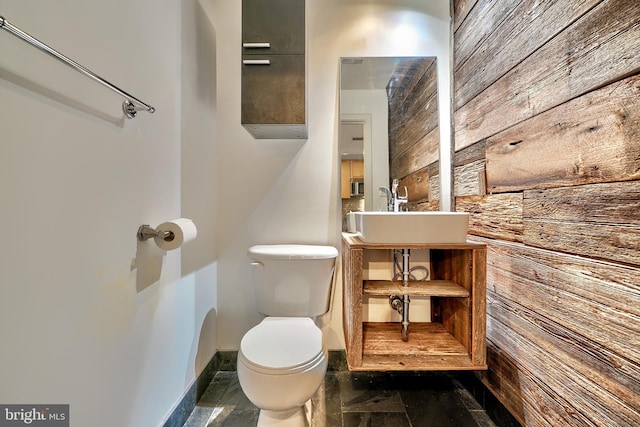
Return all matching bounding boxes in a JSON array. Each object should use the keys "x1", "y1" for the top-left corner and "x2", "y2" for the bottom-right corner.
[{"x1": 257, "y1": 400, "x2": 311, "y2": 427}]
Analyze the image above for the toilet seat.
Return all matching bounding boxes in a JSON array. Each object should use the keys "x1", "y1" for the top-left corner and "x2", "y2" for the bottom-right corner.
[{"x1": 240, "y1": 317, "x2": 325, "y2": 375}]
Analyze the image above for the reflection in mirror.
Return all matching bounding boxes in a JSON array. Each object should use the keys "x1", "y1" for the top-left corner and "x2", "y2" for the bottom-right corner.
[{"x1": 339, "y1": 57, "x2": 440, "y2": 231}]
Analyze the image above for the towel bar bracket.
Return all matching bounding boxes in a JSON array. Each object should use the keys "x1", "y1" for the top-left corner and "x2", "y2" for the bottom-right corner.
[{"x1": 123, "y1": 100, "x2": 155, "y2": 119}]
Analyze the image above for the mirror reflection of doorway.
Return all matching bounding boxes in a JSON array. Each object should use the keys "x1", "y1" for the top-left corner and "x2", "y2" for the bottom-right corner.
[{"x1": 340, "y1": 120, "x2": 365, "y2": 231}]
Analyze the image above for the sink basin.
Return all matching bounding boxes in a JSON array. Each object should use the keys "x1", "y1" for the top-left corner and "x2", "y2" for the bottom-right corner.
[
  {"x1": 346, "y1": 212, "x2": 358, "y2": 233},
  {"x1": 354, "y1": 211, "x2": 470, "y2": 244}
]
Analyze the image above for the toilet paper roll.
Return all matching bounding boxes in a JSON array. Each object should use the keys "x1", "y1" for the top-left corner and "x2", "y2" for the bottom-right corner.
[{"x1": 154, "y1": 218, "x2": 197, "y2": 251}]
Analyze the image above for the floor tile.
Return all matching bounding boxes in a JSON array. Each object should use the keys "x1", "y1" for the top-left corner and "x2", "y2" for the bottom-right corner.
[
  {"x1": 183, "y1": 370, "x2": 498, "y2": 427},
  {"x1": 342, "y1": 411, "x2": 412, "y2": 427}
]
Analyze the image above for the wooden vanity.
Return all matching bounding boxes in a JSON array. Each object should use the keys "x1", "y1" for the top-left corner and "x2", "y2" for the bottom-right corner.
[{"x1": 341, "y1": 233, "x2": 487, "y2": 371}]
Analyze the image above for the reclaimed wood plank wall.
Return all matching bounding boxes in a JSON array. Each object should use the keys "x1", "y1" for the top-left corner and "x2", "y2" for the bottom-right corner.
[
  {"x1": 452, "y1": 0, "x2": 640, "y2": 425},
  {"x1": 388, "y1": 57, "x2": 440, "y2": 211}
]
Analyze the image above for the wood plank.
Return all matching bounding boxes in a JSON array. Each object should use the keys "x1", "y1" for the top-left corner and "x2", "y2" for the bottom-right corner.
[
  {"x1": 428, "y1": 173, "x2": 440, "y2": 206},
  {"x1": 453, "y1": 0, "x2": 521, "y2": 73},
  {"x1": 360, "y1": 322, "x2": 486, "y2": 372},
  {"x1": 453, "y1": 139, "x2": 485, "y2": 166},
  {"x1": 476, "y1": 338, "x2": 563, "y2": 426},
  {"x1": 363, "y1": 322, "x2": 470, "y2": 356},
  {"x1": 364, "y1": 280, "x2": 470, "y2": 297},
  {"x1": 524, "y1": 181, "x2": 640, "y2": 226},
  {"x1": 431, "y1": 250, "x2": 474, "y2": 352},
  {"x1": 478, "y1": 237, "x2": 640, "y2": 366},
  {"x1": 389, "y1": 60, "x2": 438, "y2": 133},
  {"x1": 454, "y1": 0, "x2": 602, "y2": 110},
  {"x1": 341, "y1": 234, "x2": 486, "y2": 250},
  {"x1": 488, "y1": 293, "x2": 640, "y2": 425},
  {"x1": 453, "y1": 0, "x2": 477, "y2": 33},
  {"x1": 486, "y1": 312, "x2": 633, "y2": 426},
  {"x1": 413, "y1": 199, "x2": 440, "y2": 212},
  {"x1": 455, "y1": 0, "x2": 640, "y2": 151},
  {"x1": 471, "y1": 247, "x2": 487, "y2": 366},
  {"x1": 389, "y1": 58, "x2": 439, "y2": 181},
  {"x1": 342, "y1": 240, "x2": 363, "y2": 368},
  {"x1": 431, "y1": 249, "x2": 472, "y2": 291},
  {"x1": 523, "y1": 181, "x2": 640, "y2": 266},
  {"x1": 387, "y1": 57, "x2": 437, "y2": 110},
  {"x1": 398, "y1": 166, "x2": 431, "y2": 205},
  {"x1": 480, "y1": 337, "x2": 576, "y2": 427},
  {"x1": 391, "y1": 127, "x2": 439, "y2": 180},
  {"x1": 454, "y1": 159, "x2": 486, "y2": 196},
  {"x1": 455, "y1": 193, "x2": 523, "y2": 242},
  {"x1": 453, "y1": 1, "x2": 640, "y2": 422},
  {"x1": 358, "y1": 354, "x2": 482, "y2": 371},
  {"x1": 485, "y1": 75, "x2": 640, "y2": 193}
]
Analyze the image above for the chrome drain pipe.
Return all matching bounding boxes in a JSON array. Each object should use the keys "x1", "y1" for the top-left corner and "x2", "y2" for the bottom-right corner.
[{"x1": 401, "y1": 249, "x2": 411, "y2": 341}]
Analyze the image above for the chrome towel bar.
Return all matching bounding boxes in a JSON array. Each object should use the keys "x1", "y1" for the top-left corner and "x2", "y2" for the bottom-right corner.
[{"x1": 0, "y1": 15, "x2": 155, "y2": 118}]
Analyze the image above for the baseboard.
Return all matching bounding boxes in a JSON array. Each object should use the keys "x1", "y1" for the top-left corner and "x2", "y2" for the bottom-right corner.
[{"x1": 160, "y1": 351, "x2": 230, "y2": 427}]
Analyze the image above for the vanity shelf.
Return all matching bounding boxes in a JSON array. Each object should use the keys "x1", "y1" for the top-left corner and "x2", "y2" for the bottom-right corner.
[
  {"x1": 341, "y1": 233, "x2": 487, "y2": 371},
  {"x1": 364, "y1": 280, "x2": 469, "y2": 297}
]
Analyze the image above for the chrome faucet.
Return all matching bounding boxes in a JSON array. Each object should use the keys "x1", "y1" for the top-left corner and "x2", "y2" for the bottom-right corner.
[{"x1": 391, "y1": 179, "x2": 408, "y2": 212}]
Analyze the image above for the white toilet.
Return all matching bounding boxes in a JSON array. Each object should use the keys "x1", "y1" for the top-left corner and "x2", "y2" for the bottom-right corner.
[{"x1": 238, "y1": 244, "x2": 339, "y2": 427}]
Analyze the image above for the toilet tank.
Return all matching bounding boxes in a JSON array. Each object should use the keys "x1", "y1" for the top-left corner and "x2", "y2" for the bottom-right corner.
[{"x1": 247, "y1": 244, "x2": 338, "y2": 317}]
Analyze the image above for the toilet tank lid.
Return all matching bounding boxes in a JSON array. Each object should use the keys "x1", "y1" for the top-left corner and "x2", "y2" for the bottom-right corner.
[{"x1": 248, "y1": 244, "x2": 338, "y2": 260}]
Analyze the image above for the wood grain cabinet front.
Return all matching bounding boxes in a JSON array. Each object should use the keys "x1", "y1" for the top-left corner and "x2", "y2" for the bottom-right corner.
[{"x1": 341, "y1": 233, "x2": 487, "y2": 371}]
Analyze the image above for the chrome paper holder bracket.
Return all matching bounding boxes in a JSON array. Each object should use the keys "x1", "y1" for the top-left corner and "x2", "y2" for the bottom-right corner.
[{"x1": 137, "y1": 225, "x2": 174, "y2": 242}]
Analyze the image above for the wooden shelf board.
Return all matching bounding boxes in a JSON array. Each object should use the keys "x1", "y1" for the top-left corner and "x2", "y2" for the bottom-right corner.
[
  {"x1": 364, "y1": 280, "x2": 470, "y2": 297},
  {"x1": 363, "y1": 322, "x2": 469, "y2": 356},
  {"x1": 345, "y1": 322, "x2": 484, "y2": 371},
  {"x1": 355, "y1": 355, "x2": 486, "y2": 371}
]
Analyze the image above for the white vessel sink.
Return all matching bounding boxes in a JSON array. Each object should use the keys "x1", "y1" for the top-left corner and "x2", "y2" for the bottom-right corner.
[
  {"x1": 354, "y1": 211, "x2": 470, "y2": 244},
  {"x1": 346, "y1": 212, "x2": 358, "y2": 233}
]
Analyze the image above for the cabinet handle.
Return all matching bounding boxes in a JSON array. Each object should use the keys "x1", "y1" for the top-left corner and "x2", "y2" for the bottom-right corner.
[
  {"x1": 242, "y1": 59, "x2": 271, "y2": 65},
  {"x1": 243, "y1": 42, "x2": 271, "y2": 49}
]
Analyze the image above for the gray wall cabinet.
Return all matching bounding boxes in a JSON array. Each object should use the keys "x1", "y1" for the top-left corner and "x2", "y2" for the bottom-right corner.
[{"x1": 241, "y1": 0, "x2": 307, "y2": 139}]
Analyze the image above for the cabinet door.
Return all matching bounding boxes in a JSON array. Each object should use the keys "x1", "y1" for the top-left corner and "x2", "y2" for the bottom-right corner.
[
  {"x1": 341, "y1": 160, "x2": 351, "y2": 199},
  {"x1": 351, "y1": 160, "x2": 364, "y2": 179},
  {"x1": 242, "y1": 0, "x2": 305, "y2": 55},
  {"x1": 242, "y1": 54, "x2": 305, "y2": 125}
]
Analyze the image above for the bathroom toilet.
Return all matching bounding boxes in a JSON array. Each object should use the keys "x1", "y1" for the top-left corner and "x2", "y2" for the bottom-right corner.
[{"x1": 238, "y1": 244, "x2": 338, "y2": 427}]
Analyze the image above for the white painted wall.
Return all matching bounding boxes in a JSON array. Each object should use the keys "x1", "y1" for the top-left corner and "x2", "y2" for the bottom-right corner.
[
  {"x1": 0, "y1": 0, "x2": 450, "y2": 423},
  {"x1": 213, "y1": 0, "x2": 451, "y2": 350},
  {"x1": 0, "y1": 0, "x2": 217, "y2": 426}
]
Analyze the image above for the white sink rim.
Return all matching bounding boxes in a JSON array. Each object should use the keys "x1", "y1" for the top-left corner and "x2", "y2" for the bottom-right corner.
[{"x1": 353, "y1": 211, "x2": 470, "y2": 244}]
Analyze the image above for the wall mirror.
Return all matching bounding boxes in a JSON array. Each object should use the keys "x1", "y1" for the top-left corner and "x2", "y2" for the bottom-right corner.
[{"x1": 339, "y1": 56, "x2": 441, "y2": 230}]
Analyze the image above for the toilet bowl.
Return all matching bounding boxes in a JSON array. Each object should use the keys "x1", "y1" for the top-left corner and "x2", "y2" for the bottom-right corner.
[
  {"x1": 238, "y1": 317, "x2": 328, "y2": 427},
  {"x1": 239, "y1": 244, "x2": 338, "y2": 426}
]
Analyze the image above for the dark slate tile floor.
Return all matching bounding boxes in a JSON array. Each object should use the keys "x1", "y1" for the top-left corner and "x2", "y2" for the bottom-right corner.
[{"x1": 182, "y1": 370, "x2": 498, "y2": 427}]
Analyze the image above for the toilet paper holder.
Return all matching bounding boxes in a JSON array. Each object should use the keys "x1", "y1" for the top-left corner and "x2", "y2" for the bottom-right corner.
[{"x1": 137, "y1": 225, "x2": 174, "y2": 242}]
